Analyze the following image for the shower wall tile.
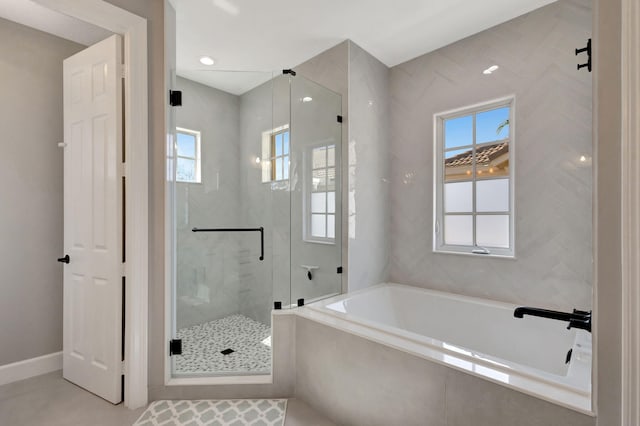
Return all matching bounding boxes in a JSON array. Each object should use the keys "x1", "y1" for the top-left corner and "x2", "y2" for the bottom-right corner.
[
  {"x1": 347, "y1": 42, "x2": 391, "y2": 291},
  {"x1": 389, "y1": 0, "x2": 593, "y2": 310},
  {"x1": 296, "y1": 42, "x2": 350, "y2": 293},
  {"x1": 175, "y1": 77, "x2": 243, "y2": 328},
  {"x1": 239, "y1": 78, "x2": 285, "y2": 323}
]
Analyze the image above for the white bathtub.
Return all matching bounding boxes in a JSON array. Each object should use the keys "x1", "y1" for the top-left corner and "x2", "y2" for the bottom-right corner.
[{"x1": 300, "y1": 283, "x2": 592, "y2": 414}]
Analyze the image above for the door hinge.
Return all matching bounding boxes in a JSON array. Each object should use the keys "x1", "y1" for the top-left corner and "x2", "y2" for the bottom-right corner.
[
  {"x1": 169, "y1": 339, "x2": 182, "y2": 356},
  {"x1": 120, "y1": 64, "x2": 126, "y2": 79},
  {"x1": 337, "y1": 115, "x2": 343, "y2": 123},
  {"x1": 337, "y1": 266, "x2": 343, "y2": 274},
  {"x1": 121, "y1": 360, "x2": 126, "y2": 374},
  {"x1": 169, "y1": 90, "x2": 182, "y2": 107}
]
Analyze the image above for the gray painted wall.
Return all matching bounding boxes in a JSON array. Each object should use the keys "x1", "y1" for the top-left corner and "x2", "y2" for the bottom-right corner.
[
  {"x1": 0, "y1": 18, "x2": 83, "y2": 365},
  {"x1": 389, "y1": 0, "x2": 593, "y2": 311}
]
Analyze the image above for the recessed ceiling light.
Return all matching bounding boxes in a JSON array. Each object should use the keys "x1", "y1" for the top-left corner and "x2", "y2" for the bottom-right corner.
[
  {"x1": 302, "y1": 96, "x2": 313, "y2": 103},
  {"x1": 483, "y1": 65, "x2": 499, "y2": 75},
  {"x1": 199, "y1": 56, "x2": 215, "y2": 66}
]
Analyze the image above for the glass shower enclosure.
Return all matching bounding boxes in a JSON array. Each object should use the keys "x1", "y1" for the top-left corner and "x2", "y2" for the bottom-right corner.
[{"x1": 168, "y1": 70, "x2": 342, "y2": 377}]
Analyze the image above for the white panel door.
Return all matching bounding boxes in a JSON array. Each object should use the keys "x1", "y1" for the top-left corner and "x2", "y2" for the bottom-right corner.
[{"x1": 62, "y1": 34, "x2": 123, "y2": 404}]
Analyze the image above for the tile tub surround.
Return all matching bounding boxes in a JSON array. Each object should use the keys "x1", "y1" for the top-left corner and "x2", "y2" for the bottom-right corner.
[
  {"x1": 305, "y1": 283, "x2": 592, "y2": 412},
  {"x1": 389, "y1": 0, "x2": 593, "y2": 310},
  {"x1": 294, "y1": 316, "x2": 595, "y2": 426}
]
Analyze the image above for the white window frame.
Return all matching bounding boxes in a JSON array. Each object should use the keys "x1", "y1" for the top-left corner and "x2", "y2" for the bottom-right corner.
[
  {"x1": 261, "y1": 124, "x2": 290, "y2": 183},
  {"x1": 176, "y1": 127, "x2": 201, "y2": 183},
  {"x1": 433, "y1": 96, "x2": 515, "y2": 258},
  {"x1": 304, "y1": 142, "x2": 337, "y2": 244}
]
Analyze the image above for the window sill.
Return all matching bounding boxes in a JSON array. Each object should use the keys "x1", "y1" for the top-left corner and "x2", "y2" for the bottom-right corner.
[
  {"x1": 304, "y1": 238, "x2": 336, "y2": 246},
  {"x1": 433, "y1": 248, "x2": 516, "y2": 260}
]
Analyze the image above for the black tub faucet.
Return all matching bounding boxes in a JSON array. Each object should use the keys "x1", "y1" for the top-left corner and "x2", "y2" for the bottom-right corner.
[{"x1": 514, "y1": 307, "x2": 592, "y2": 332}]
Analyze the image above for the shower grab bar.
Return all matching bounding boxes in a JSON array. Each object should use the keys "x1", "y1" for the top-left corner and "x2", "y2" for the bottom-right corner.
[{"x1": 192, "y1": 227, "x2": 264, "y2": 261}]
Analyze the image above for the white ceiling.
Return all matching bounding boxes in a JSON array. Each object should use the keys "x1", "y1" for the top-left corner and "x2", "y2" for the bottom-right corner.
[
  {"x1": 175, "y1": 0, "x2": 557, "y2": 94},
  {"x1": 0, "y1": 0, "x2": 557, "y2": 95},
  {"x1": 0, "y1": 0, "x2": 111, "y2": 46}
]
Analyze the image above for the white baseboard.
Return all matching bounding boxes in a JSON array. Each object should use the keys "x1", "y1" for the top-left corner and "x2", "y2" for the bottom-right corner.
[{"x1": 0, "y1": 352, "x2": 63, "y2": 386}]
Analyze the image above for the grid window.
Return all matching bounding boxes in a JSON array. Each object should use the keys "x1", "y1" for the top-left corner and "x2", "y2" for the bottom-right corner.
[
  {"x1": 308, "y1": 144, "x2": 336, "y2": 241},
  {"x1": 176, "y1": 128, "x2": 201, "y2": 183},
  {"x1": 434, "y1": 98, "x2": 514, "y2": 257},
  {"x1": 270, "y1": 129, "x2": 290, "y2": 181}
]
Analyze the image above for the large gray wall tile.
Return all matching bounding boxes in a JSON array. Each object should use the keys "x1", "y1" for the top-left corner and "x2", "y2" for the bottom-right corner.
[
  {"x1": 347, "y1": 42, "x2": 391, "y2": 291},
  {"x1": 389, "y1": 0, "x2": 593, "y2": 310}
]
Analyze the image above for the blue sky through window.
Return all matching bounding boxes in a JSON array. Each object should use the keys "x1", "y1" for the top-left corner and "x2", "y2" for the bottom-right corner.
[
  {"x1": 444, "y1": 107, "x2": 510, "y2": 149},
  {"x1": 477, "y1": 107, "x2": 509, "y2": 143},
  {"x1": 177, "y1": 132, "x2": 196, "y2": 157},
  {"x1": 444, "y1": 116, "x2": 472, "y2": 149}
]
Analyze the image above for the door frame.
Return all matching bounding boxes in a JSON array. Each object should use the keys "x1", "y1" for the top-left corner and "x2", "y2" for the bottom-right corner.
[{"x1": 34, "y1": 0, "x2": 148, "y2": 409}]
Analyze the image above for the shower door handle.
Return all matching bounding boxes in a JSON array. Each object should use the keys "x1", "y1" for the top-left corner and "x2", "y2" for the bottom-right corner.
[{"x1": 57, "y1": 254, "x2": 70, "y2": 264}]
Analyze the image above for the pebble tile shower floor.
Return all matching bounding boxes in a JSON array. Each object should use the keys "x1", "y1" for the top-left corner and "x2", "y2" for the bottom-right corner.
[{"x1": 175, "y1": 314, "x2": 272, "y2": 374}]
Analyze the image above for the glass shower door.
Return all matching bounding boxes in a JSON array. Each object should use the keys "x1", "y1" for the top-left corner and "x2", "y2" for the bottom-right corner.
[
  {"x1": 289, "y1": 75, "x2": 343, "y2": 305},
  {"x1": 168, "y1": 70, "x2": 342, "y2": 379},
  {"x1": 171, "y1": 71, "x2": 283, "y2": 377}
]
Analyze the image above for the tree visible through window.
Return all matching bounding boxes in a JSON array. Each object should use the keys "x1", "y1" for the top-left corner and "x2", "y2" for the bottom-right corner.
[
  {"x1": 176, "y1": 127, "x2": 201, "y2": 183},
  {"x1": 434, "y1": 98, "x2": 514, "y2": 257}
]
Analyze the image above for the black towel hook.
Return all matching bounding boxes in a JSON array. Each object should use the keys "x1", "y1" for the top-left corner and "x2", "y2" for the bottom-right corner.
[{"x1": 575, "y1": 38, "x2": 591, "y2": 72}]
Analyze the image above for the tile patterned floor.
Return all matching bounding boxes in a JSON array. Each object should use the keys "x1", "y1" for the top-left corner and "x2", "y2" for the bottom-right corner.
[
  {"x1": 133, "y1": 399, "x2": 287, "y2": 426},
  {"x1": 174, "y1": 314, "x2": 272, "y2": 375},
  {"x1": 0, "y1": 372, "x2": 337, "y2": 426}
]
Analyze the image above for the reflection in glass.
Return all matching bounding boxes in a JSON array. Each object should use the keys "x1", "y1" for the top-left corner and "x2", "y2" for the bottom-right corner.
[
  {"x1": 177, "y1": 132, "x2": 196, "y2": 157},
  {"x1": 311, "y1": 214, "x2": 326, "y2": 237},
  {"x1": 328, "y1": 146, "x2": 335, "y2": 167},
  {"x1": 327, "y1": 215, "x2": 335, "y2": 238},
  {"x1": 176, "y1": 158, "x2": 195, "y2": 181},
  {"x1": 327, "y1": 191, "x2": 335, "y2": 213},
  {"x1": 313, "y1": 146, "x2": 327, "y2": 168},
  {"x1": 311, "y1": 192, "x2": 326, "y2": 213}
]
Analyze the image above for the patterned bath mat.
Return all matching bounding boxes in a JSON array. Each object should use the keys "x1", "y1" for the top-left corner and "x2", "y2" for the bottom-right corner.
[{"x1": 133, "y1": 399, "x2": 287, "y2": 426}]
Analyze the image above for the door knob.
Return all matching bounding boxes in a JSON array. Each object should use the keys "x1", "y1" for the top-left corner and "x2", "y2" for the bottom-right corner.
[{"x1": 57, "y1": 255, "x2": 70, "y2": 264}]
